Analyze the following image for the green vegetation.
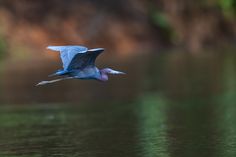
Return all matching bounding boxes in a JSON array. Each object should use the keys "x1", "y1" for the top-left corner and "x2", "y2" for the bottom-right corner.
[
  {"x1": 217, "y1": 0, "x2": 236, "y2": 18},
  {"x1": 149, "y1": 8, "x2": 177, "y2": 42}
]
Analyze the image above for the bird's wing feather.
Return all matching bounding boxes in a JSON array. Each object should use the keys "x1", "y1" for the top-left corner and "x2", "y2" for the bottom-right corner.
[
  {"x1": 67, "y1": 48, "x2": 104, "y2": 70},
  {"x1": 47, "y1": 46, "x2": 88, "y2": 70}
]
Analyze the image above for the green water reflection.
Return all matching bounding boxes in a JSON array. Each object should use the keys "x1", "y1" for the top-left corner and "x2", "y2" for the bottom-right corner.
[{"x1": 0, "y1": 52, "x2": 236, "y2": 156}]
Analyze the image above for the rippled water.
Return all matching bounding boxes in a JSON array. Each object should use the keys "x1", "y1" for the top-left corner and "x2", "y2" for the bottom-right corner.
[
  {"x1": 0, "y1": 96, "x2": 235, "y2": 157},
  {"x1": 0, "y1": 104, "x2": 144, "y2": 157},
  {"x1": 0, "y1": 52, "x2": 236, "y2": 156}
]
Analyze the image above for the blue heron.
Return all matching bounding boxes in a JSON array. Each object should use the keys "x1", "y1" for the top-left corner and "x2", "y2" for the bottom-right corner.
[{"x1": 36, "y1": 45, "x2": 125, "y2": 86}]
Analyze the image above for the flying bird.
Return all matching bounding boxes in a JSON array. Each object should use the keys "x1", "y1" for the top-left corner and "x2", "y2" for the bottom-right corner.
[{"x1": 36, "y1": 45, "x2": 125, "y2": 86}]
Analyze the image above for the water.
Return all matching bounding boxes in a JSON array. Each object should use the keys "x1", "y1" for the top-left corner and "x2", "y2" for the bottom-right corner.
[
  {"x1": 0, "y1": 104, "x2": 143, "y2": 157},
  {"x1": 0, "y1": 51, "x2": 236, "y2": 156},
  {"x1": 0, "y1": 97, "x2": 235, "y2": 157}
]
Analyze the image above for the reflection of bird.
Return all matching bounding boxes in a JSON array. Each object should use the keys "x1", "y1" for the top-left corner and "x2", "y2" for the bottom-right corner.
[{"x1": 36, "y1": 46, "x2": 125, "y2": 86}]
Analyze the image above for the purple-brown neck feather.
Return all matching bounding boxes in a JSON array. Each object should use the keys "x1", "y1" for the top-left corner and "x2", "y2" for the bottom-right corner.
[
  {"x1": 99, "y1": 69, "x2": 109, "y2": 81},
  {"x1": 98, "y1": 68, "x2": 125, "y2": 81}
]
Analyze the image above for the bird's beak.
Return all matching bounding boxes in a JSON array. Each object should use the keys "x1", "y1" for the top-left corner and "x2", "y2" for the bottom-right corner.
[
  {"x1": 116, "y1": 71, "x2": 126, "y2": 75},
  {"x1": 110, "y1": 70, "x2": 126, "y2": 75}
]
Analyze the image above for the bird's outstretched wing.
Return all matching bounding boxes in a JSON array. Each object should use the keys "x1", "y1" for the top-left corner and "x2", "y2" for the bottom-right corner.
[
  {"x1": 47, "y1": 46, "x2": 88, "y2": 70},
  {"x1": 67, "y1": 48, "x2": 104, "y2": 70}
]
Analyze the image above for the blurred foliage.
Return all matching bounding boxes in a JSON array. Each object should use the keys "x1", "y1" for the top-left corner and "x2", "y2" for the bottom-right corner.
[
  {"x1": 149, "y1": 8, "x2": 177, "y2": 43},
  {"x1": 0, "y1": 0, "x2": 235, "y2": 54},
  {"x1": 0, "y1": 36, "x2": 6, "y2": 60},
  {"x1": 151, "y1": 10, "x2": 170, "y2": 29},
  {"x1": 217, "y1": 0, "x2": 236, "y2": 18}
]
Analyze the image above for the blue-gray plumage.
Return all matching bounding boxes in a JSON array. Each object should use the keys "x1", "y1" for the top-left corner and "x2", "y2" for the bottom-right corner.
[{"x1": 36, "y1": 45, "x2": 125, "y2": 86}]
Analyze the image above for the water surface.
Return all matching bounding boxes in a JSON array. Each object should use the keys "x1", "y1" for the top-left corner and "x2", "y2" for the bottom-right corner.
[{"x1": 0, "y1": 52, "x2": 236, "y2": 156}]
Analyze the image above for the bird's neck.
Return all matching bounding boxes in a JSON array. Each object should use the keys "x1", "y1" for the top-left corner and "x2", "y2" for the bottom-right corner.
[{"x1": 98, "y1": 71, "x2": 108, "y2": 81}]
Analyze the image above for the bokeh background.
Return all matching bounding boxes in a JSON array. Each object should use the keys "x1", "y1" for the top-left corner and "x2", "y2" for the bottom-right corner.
[
  {"x1": 0, "y1": 0, "x2": 236, "y2": 157},
  {"x1": 0, "y1": 0, "x2": 235, "y2": 104}
]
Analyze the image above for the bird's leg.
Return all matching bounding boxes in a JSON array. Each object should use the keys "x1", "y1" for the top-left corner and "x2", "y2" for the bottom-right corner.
[{"x1": 36, "y1": 77, "x2": 74, "y2": 86}]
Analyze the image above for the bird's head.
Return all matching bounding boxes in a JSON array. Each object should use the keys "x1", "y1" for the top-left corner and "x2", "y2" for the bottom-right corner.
[{"x1": 99, "y1": 68, "x2": 125, "y2": 81}]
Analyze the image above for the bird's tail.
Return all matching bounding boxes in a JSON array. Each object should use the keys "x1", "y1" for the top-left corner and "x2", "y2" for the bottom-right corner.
[
  {"x1": 48, "y1": 73, "x2": 57, "y2": 77},
  {"x1": 48, "y1": 70, "x2": 69, "y2": 77}
]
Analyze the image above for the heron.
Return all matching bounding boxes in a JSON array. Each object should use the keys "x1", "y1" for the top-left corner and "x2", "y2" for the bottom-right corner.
[{"x1": 36, "y1": 45, "x2": 125, "y2": 86}]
